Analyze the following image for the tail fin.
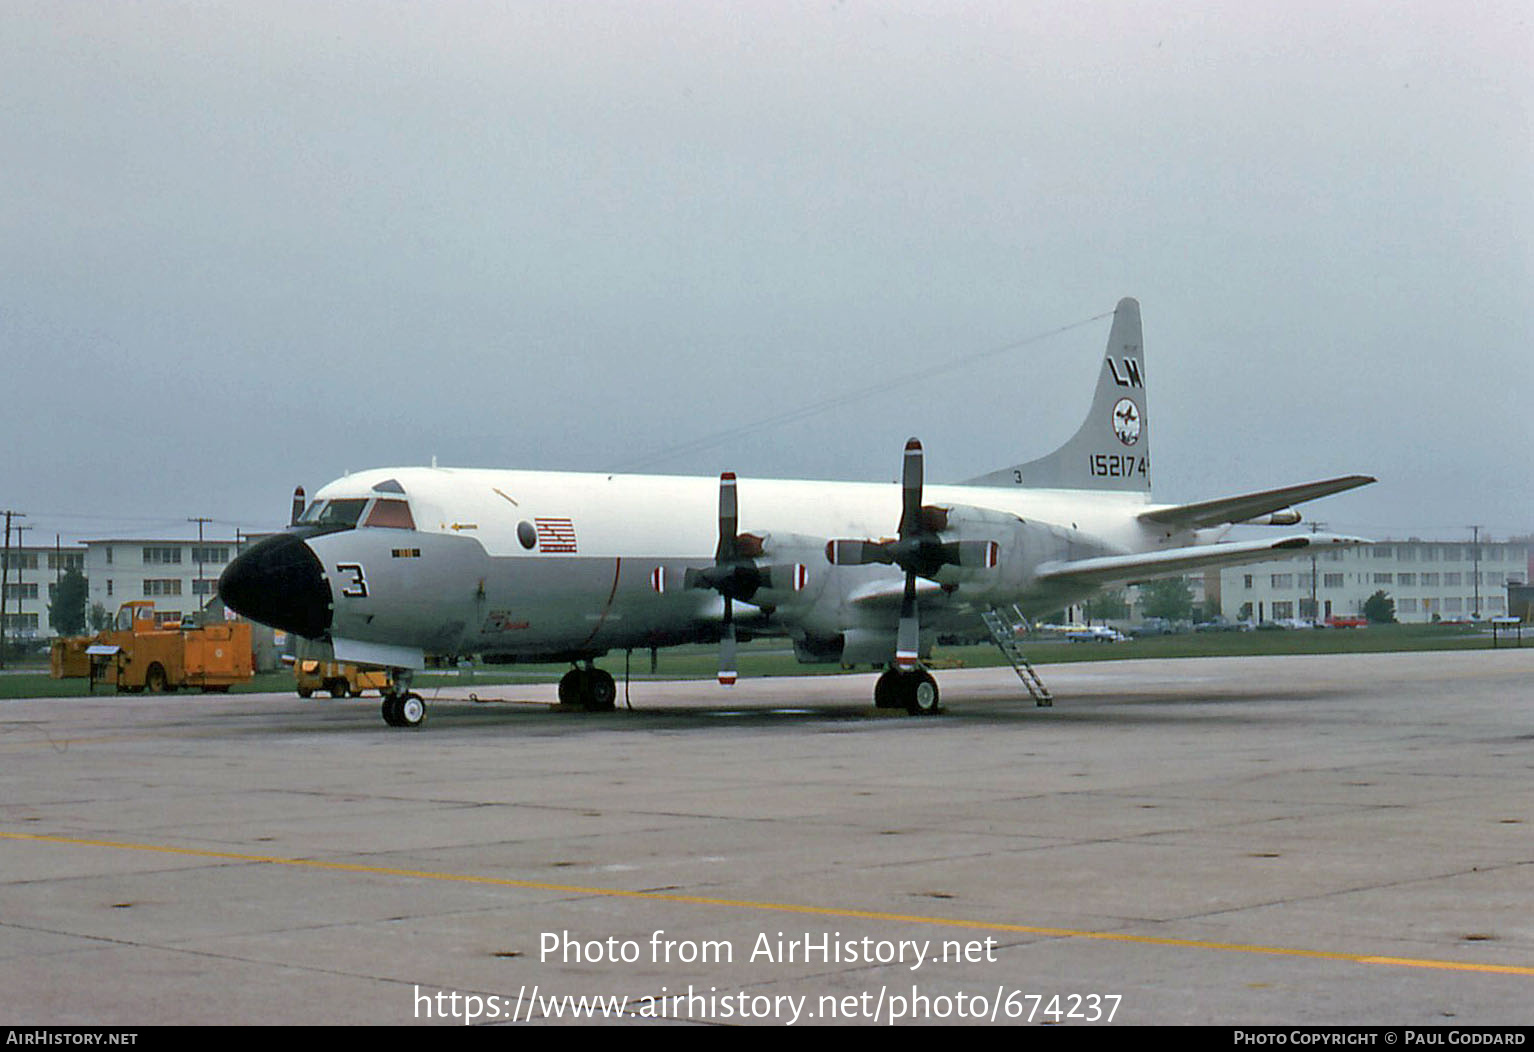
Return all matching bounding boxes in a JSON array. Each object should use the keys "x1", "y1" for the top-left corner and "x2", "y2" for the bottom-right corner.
[{"x1": 965, "y1": 297, "x2": 1149, "y2": 494}]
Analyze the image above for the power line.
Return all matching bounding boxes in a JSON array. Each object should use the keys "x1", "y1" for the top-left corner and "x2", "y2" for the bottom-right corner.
[{"x1": 609, "y1": 309, "x2": 1115, "y2": 472}]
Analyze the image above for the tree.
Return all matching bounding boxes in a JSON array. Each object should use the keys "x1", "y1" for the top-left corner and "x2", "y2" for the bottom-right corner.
[
  {"x1": 1363, "y1": 590, "x2": 1396, "y2": 624},
  {"x1": 1138, "y1": 576, "x2": 1195, "y2": 621},
  {"x1": 48, "y1": 567, "x2": 88, "y2": 636},
  {"x1": 88, "y1": 602, "x2": 113, "y2": 632},
  {"x1": 1086, "y1": 588, "x2": 1131, "y2": 621}
]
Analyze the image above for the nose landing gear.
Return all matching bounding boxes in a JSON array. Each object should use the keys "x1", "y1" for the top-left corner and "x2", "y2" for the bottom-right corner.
[
  {"x1": 382, "y1": 691, "x2": 426, "y2": 727},
  {"x1": 380, "y1": 670, "x2": 426, "y2": 727}
]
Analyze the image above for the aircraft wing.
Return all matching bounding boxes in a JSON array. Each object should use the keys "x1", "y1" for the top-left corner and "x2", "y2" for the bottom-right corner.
[
  {"x1": 1035, "y1": 533, "x2": 1368, "y2": 591},
  {"x1": 1138, "y1": 476, "x2": 1376, "y2": 531}
]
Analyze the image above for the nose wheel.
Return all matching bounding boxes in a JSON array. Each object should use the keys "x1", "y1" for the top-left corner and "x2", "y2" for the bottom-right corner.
[{"x1": 381, "y1": 691, "x2": 426, "y2": 727}]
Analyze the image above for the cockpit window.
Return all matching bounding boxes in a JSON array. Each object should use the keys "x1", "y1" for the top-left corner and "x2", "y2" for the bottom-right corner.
[
  {"x1": 312, "y1": 498, "x2": 369, "y2": 528},
  {"x1": 364, "y1": 498, "x2": 415, "y2": 530},
  {"x1": 296, "y1": 501, "x2": 327, "y2": 524}
]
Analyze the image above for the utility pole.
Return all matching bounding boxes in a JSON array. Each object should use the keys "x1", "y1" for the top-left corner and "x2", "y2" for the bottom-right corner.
[
  {"x1": 188, "y1": 517, "x2": 213, "y2": 612},
  {"x1": 1, "y1": 510, "x2": 24, "y2": 669},
  {"x1": 1308, "y1": 521, "x2": 1327, "y2": 624},
  {"x1": 1468, "y1": 525, "x2": 1482, "y2": 618},
  {"x1": 13, "y1": 525, "x2": 30, "y2": 645}
]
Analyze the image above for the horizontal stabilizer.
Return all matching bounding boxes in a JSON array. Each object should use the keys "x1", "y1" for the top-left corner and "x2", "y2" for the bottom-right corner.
[
  {"x1": 1138, "y1": 476, "x2": 1376, "y2": 531},
  {"x1": 1035, "y1": 533, "x2": 1369, "y2": 591}
]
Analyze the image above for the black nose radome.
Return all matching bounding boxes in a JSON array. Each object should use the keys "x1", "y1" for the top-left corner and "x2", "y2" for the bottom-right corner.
[{"x1": 219, "y1": 533, "x2": 332, "y2": 639}]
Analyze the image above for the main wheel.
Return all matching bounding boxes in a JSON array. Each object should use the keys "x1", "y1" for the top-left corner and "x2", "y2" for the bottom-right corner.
[
  {"x1": 557, "y1": 669, "x2": 582, "y2": 705},
  {"x1": 873, "y1": 669, "x2": 902, "y2": 709},
  {"x1": 584, "y1": 670, "x2": 617, "y2": 712},
  {"x1": 397, "y1": 692, "x2": 427, "y2": 727},
  {"x1": 381, "y1": 695, "x2": 403, "y2": 726},
  {"x1": 902, "y1": 669, "x2": 941, "y2": 716}
]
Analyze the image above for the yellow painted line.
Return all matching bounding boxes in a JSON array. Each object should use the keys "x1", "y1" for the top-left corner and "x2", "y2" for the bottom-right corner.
[{"x1": 5, "y1": 831, "x2": 1531, "y2": 978}]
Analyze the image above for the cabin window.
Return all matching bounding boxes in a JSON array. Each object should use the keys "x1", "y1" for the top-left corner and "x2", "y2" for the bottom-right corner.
[
  {"x1": 312, "y1": 499, "x2": 369, "y2": 528},
  {"x1": 364, "y1": 499, "x2": 416, "y2": 530}
]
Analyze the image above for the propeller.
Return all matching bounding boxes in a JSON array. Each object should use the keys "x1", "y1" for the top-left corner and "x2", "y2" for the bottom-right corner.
[
  {"x1": 827, "y1": 439, "x2": 997, "y2": 670},
  {"x1": 685, "y1": 473, "x2": 761, "y2": 685},
  {"x1": 290, "y1": 486, "x2": 306, "y2": 527},
  {"x1": 892, "y1": 439, "x2": 928, "y2": 669},
  {"x1": 685, "y1": 473, "x2": 816, "y2": 685}
]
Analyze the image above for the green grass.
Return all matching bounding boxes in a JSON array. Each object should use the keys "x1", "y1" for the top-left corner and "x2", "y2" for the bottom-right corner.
[
  {"x1": 0, "y1": 623, "x2": 1517, "y2": 700},
  {"x1": 954, "y1": 621, "x2": 1496, "y2": 665}
]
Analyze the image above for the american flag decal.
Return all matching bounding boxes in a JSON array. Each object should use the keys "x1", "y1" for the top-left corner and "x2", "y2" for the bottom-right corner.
[{"x1": 534, "y1": 517, "x2": 578, "y2": 553}]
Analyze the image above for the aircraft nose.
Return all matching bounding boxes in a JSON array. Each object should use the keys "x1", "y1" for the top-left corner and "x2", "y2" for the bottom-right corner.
[{"x1": 218, "y1": 533, "x2": 332, "y2": 639}]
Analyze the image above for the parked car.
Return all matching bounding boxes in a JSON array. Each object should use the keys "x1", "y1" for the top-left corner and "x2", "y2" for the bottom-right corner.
[{"x1": 1066, "y1": 626, "x2": 1126, "y2": 643}]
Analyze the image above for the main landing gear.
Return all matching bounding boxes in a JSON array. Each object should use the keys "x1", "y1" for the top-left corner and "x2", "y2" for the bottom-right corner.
[
  {"x1": 381, "y1": 670, "x2": 426, "y2": 728},
  {"x1": 558, "y1": 662, "x2": 617, "y2": 712},
  {"x1": 874, "y1": 667, "x2": 941, "y2": 716}
]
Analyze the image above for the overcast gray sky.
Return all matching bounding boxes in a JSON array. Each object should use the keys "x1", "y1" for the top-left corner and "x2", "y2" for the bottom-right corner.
[{"x1": 3, "y1": 1, "x2": 1530, "y2": 545}]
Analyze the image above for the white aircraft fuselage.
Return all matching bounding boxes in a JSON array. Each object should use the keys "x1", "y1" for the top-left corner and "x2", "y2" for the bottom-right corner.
[
  {"x1": 218, "y1": 298, "x2": 1373, "y2": 722},
  {"x1": 305, "y1": 468, "x2": 1151, "y2": 659}
]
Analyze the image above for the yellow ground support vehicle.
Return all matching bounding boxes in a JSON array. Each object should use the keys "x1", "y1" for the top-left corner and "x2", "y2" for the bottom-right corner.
[
  {"x1": 53, "y1": 601, "x2": 253, "y2": 693},
  {"x1": 49, "y1": 636, "x2": 92, "y2": 678},
  {"x1": 294, "y1": 659, "x2": 391, "y2": 699}
]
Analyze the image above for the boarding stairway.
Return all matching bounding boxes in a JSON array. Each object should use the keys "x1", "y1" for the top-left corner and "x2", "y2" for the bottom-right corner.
[{"x1": 980, "y1": 606, "x2": 1053, "y2": 707}]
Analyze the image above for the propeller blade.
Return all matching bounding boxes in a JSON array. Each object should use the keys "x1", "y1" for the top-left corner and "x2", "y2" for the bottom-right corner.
[
  {"x1": 718, "y1": 596, "x2": 738, "y2": 685},
  {"x1": 898, "y1": 438, "x2": 923, "y2": 537},
  {"x1": 716, "y1": 472, "x2": 738, "y2": 562},
  {"x1": 895, "y1": 571, "x2": 920, "y2": 670},
  {"x1": 896, "y1": 442, "x2": 925, "y2": 670},
  {"x1": 769, "y1": 562, "x2": 808, "y2": 592},
  {"x1": 290, "y1": 486, "x2": 306, "y2": 527},
  {"x1": 944, "y1": 539, "x2": 1000, "y2": 569},
  {"x1": 826, "y1": 539, "x2": 892, "y2": 566}
]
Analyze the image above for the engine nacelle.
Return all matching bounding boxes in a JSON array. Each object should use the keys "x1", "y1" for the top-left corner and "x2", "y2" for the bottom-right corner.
[{"x1": 931, "y1": 506, "x2": 1116, "y2": 601}]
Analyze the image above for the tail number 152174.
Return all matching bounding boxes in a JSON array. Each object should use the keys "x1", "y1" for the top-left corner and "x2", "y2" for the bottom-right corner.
[{"x1": 1090, "y1": 453, "x2": 1147, "y2": 478}]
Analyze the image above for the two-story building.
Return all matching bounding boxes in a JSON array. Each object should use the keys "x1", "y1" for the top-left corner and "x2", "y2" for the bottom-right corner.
[{"x1": 83, "y1": 539, "x2": 242, "y2": 627}]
